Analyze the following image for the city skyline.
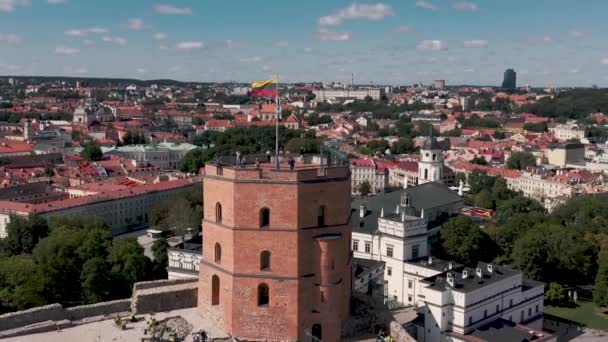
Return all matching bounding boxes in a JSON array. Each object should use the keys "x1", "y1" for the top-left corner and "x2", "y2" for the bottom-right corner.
[{"x1": 1, "y1": 1, "x2": 608, "y2": 87}]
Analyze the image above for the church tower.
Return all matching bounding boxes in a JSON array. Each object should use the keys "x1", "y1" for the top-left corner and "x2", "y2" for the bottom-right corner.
[
  {"x1": 198, "y1": 158, "x2": 352, "y2": 341},
  {"x1": 418, "y1": 134, "x2": 443, "y2": 184}
]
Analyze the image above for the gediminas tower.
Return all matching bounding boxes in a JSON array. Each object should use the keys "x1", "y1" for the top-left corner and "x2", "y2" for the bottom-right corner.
[{"x1": 198, "y1": 157, "x2": 352, "y2": 341}]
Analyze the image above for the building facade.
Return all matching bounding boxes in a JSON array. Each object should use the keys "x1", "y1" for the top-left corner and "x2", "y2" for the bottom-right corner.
[
  {"x1": 549, "y1": 122, "x2": 585, "y2": 142},
  {"x1": 418, "y1": 136, "x2": 444, "y2": 184},
  {"x1": 198, "y1": 161, "x2": 351, "y2": 341},
  {"x1": 313, "y1": 88, "x2": 383, "y2": 102},
  {"x1": 104, "y1": 142, "x2": 198, "y2": 170},
  {"x1": 350, "y1": 159, "x2": 389, "y2": 194}
]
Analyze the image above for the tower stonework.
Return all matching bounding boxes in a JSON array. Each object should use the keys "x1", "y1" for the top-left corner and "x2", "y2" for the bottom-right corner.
[{"x1": 198, "y1": 161, "x2": 352, "y2": 341}]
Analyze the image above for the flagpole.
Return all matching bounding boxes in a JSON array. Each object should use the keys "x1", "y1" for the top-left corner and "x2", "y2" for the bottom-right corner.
[{"x1": 275, "y1": 75, "x2": 280, "y2": 170}]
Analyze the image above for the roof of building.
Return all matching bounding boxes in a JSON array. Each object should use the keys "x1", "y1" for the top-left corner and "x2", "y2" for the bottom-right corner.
[
  {"x1": 424, "y1": 262, "x2": 525, "y2": 293},
  {"x1": 404, "y1": 182, "x2": 463, "y2": 211},
  {"x1": 447, "y1": 318, "x2": 553, "y2": 342},
  {"x1": 421, "y1": 136, "x2": 442, "y2": 150}
]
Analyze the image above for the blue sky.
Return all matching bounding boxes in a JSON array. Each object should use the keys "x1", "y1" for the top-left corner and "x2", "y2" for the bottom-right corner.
[{"x1": 1, "y1": 0, "x2": 608, "y2": 86}]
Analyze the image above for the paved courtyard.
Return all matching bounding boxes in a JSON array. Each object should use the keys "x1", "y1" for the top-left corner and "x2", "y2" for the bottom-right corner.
[{"x1": 4, "y1": 308, "x2": 228, "y2": 342}]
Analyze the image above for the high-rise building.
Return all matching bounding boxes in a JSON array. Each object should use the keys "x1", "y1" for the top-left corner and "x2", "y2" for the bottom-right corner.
[
  {"x1": 433, "y1": 80, "x2": 446, "y2": 90},
  {"x1": 502, "y1": 69, "x2": 517, "y2": 90},
  {"x1": 198, "y1": 157, "x2": 352, "y2": 341}
]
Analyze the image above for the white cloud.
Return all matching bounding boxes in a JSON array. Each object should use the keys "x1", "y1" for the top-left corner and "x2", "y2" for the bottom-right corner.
[
  {"x1": 568, "y1": 68, "x2": 579, "y2": 74},
  {"x1": 395, "y1": 25, "x2": 412, "y2": 33},
  {"x1": 127, "y1": 18, "x2": 147, "y2": 31},
  {"x1": 542, "y1": 35, "x2": 553, "y2": 43},
  {"x1": 136, "y1": 68, "x2": 146, "y2": 74},
  {"x1": 169, "y1": 65, "x2": 181, "y2": 72},
  {"x1": 319, "y1": 3, "x2": 394, "y2": 26},
  {"x1": 274, "y1": 41, "x2": 289, "y2": 48},
  {"x1": 262, "y1": 65, "x2": 272, "y2": 72},
  {"x1": 82, "y1": 39, "x2": 94, "y2": 46},
  {"x1": 415, "y1": 1, "x2": 439, "y2": 11},
  {"x1": 569, "y1": 30, "x2": 584, "y2": 38},
  {"x1": 463, "y1": 39, "x2": 488, "y2": 48},
  {"x1": 0, "y1": 33, "x2": 21, "y2": 44},
  {"x1": 0, "y1": 0, "x2": 30, "y2": 12},
  {"x1": 64, "y1": 27, "x2": 108, "y2": 37},
  {"x1": 47, "y1": 0, "x2": 66, "y2": 4},
  {"x1": 153, "y1": 32, "x2": 167, "y2": 40},
  {"x1": 317, "y1": 28, "x2": 352, "y2": 41},
  {"x1": 102, "y1": 36, "x2": 127, "y2": 46},
  {"x1": 417, "y1": 40, "x2": 445, "y2": 50},
  {"x1": 176, "y1": 41, "x2": 204, "y2": 50},
  {"x1": 159, "y1": 45, "x2": 169, "y2": 51},
  {"x1": 303, "y1": 47, "x2": 313, "y2": 53},
  {"x1": 239, "y1": 56, "x2": 262, "y2": 63},
  {"x1": 154, "y1": 4, "x2": 192, "y2": 15},
  {"x1": 453, "y1": 2, "x2": 478, "y2": 11},
  {"x1": 54, "y1": 46, "x2": 80, "y2": 55},
  {"x1": 601, "y1": 58, "x2": 608, "y2": 65}
]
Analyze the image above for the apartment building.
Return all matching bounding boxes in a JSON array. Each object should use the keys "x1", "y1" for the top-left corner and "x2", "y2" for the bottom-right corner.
[
  {"x1": 313, "y1": 88, "x2": 383, "y2": 102},
  {"x1": 549, "y1": 122, "x2": 585, "y2": 142},
  {"x1": 350, "y1": 158, "x2": 390, "y2": 194}
]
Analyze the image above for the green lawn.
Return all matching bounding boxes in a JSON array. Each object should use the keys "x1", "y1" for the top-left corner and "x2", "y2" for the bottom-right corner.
[{"x1": 545, "y1": 301, "x2": 608, "y2": 331}]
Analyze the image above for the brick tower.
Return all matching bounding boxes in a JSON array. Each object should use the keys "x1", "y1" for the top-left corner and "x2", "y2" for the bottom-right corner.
[{"x1": 198, "y1": 158, "x2": 352, "y2": 341}]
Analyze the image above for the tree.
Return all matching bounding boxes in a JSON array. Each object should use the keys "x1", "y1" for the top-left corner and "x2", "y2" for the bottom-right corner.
[
  {"x1": 491, "y1": 213, "x2": 544, "y2": 256},
  {"x1": 167, "y1": 197, "x2": 201, "y2": 238},
  {"x1": 545, "y1": 282, "x2": 569, "y2": 306},
  {"x1": 179, "y1": 148, "x2": 205, "y2": 174},
  {"x1": 122, "y1": 131, "x2": 147, "y2": 145},
  {"x1": 0, "y1": 255, "x2": 45, "y2": 312},
  {"x1": 495, "y1": 196, "x2": 545, "y2": 224},
  {"x1": 467, "y1": 169, "x2": 495, "y2": 194},
  {"x1": 285, "y1": 137, "x2": 320, "y2": 154},
  {"x1": 391, "y1": 138, "x2": 416, "y2": 154},
  {"x1": 358, "y1": 181, "x2": 372, "y2": 196},
  {"x1": 80, "y1": 140, "x2": 103, "y2": 161},
  {"x1": 470, "y1": 156, "x2": 488, "y2": 165},
  {"x1": 475, "y1": 190, "x2": 494, "y2": 209},
  {"x1": 491, "y1": 176, "x2": 513, "y2": 203},
  {"x1": 110, "y1": 238, "x2": 151, "y2": 297},
  {"x1": 506, "y1": 152, "x2": 537, "y2": 170},
  {"x1": 524, "y1": 122, "x2": 548, "y2": 133},
  {"x1": 152, "y1": 238, "x2": 169, "y2": 278},
  {"x1": 3, "y1": 215, "x2": 49, "y2": 256},
  {"x1": 80, "y1": 257, "x2": 111, "y2": 304},
  {"x1": 440, "y1": 216, "x2": 495, "y2": 265},
  {"x1": 594, "y1": 253, "x2": 608, "y2": 307}
]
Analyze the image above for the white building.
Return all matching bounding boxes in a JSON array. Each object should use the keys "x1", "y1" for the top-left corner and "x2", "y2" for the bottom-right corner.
[
  {"x1": 313, "y1": 88, "x2": 383, "y2": 102},
  {"x1": 350, "y1": 159, "x2": 390, "y2": 194},
  {"x1": 418, "y1": 136, "x2": 444, "y2": 184},
  {"x1": 167, "y1": 235, "x2": 202, "y2": 279},
  {"x1": 103, "y1": 142, "x2": 198, "y2": 170},
  {"x1": 549, "y1": 122, "x2": 585, "y2": 141}
]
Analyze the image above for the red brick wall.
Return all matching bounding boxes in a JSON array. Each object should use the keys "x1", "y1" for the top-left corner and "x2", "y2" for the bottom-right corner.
[{"x1": 198, "y1": 166, "x2": 352, "y2": 341}]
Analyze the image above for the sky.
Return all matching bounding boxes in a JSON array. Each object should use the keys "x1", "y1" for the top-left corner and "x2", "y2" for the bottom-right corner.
[{"x1": 1, "y1": 0, "x2": 608, "y2": 87}]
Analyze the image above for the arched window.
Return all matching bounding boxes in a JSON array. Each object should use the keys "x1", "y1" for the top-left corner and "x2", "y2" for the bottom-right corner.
[
  {"x1": 424, "y1": 169, "x2": 429, "y2": 179},
  {"x1": 260, "y1": 251, "x2": 271, "y2": 271},
  {"x1": 258, "y1": 283, "x2": 269, "y2": 306},
  {"x1": 312, "y1": 324, "x2": 322, "y2": 340},
  {"x1": 211, "y1": 275, "x2": 220, "y2": 305},
  {"x1": 260, "y1": 208, "x2": 270, "y2": 228},
  {"x1": 432, "y1": 153, "x2": 437, "y2": 161},
  {"x1": 215, "y1": 202, "x2": 222, "y2": 223},
  {"x1": 214, "y1": 243, "x2": 221, "y2": 264},
  {"x1": 318, "y1": 206, "x2": 326, "y2": 227}
]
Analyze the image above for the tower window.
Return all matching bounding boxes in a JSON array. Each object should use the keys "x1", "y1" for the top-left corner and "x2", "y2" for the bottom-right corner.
[
  {"x1": 318, "y1": 206, "x2": 326, "y2": 226},
  {"x1": 211, "y1": 275, "x2": 220, "y2": 305},
  {"x1": 424, "y1": 169, "x2": 428, "y2": 179},
  {"x1": 432, "y1": 153, "x2": 437, "y2": 161},
  {"x1": 215, "y1": 202, "x2": 222, "y2": 223},
  {"x1": 260, "y1": 251, "x2": 271, "y2": 271},
  {"x1": 258, "y1": 283, "x2": 269, "y2": 306},
  {"x1": 214, "y1": 243, "x2": 222, "y2": 263},
  {"x1": 260, "y1": 208, "x2": 270, "y2": 228}
]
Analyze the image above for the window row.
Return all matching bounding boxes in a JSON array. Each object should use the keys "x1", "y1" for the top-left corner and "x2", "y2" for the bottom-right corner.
[
  {"x1": 214, "y1": 243, "x2": 271, "y2": 271},
  {"x1": 214, "y1": 203, "x2": 327, "y2": 227},
  {"x1": 211, "y1": 275, "x2": 269, "y2": 306}
]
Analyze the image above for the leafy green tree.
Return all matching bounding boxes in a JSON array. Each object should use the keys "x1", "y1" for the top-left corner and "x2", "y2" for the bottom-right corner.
[
  {"x1": 524, "y1": 122, "x2": 548, "y2": 133},
  {"x1": 358, "y1": 181, "x2": 372, "y2": 196},
  {"x1": 285, "y1": 137, "x2": 320, "y2": 154},
  {"x1": 179, "y1": 148, "x2": 206, "y2": 174},
  {"x1": 491, "y1": 213, "x2": 544, "y2": 256},
  {"x1": 167, "y1": 197, "x2": 201, "y2": 238},
  {"x1": 391, "y1": 138, "x2": 416, "y2": 154},
  {"x1": 506, "y1": 152, "x2": 537, "y2": 170},
  {"x1": 152, "y1": 239, "x2": 169, "y2": 278},
  {"x1": 475, "y1": 190, "x2": 494, "y2": 209},
  {"x1": 0, "y1": 255, "x2": 45, "y2": 311},
  {"x1": 545, "y1": 282, "x2": 569, "y2": 306},
  {"x1": 110, "y1": 239, "x2": 151, "y2": 297},
  {"x1": 440, "y1": 216, "x2": 495, "y2": 265},
  {"x1": 594, "y1": 253, "x2": 608, "y2": 307},
  {"x1": 495, "y1": 196, "x2": 545, "y2": 224},
  {"x1": 80, "y1": 257, "x2": 111, "y2": 304},
  {"x1": 363, "y1": 140, "x2": 389, "y2": 156},
  {"x1": 470, "y1": 156, "x2": 488, "y2": 165},
  {"x1": 467, "y1": 169, "x2": 495, "y2": 194},
  {"x1": 4, "y1": 215, "x2": 48, "y2": 256},
  {"x1": 122, "y1": 131, "x2": 147, "y2": 145},
  {"x1": 80, "y1": 140, "x2": 103, "y2": 161},
  {"x1": 491, "y1": 176, "x2": 513, "y2": 203}
]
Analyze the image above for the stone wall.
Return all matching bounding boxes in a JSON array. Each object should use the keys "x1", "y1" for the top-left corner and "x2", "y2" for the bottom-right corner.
[
  {"x1": 133, "y1": 278, "x2": 197, "y2": 291},
  {"x1": 65, "y1": 299, "x2": 131, "y2": 321},
  {"x1": 132, "y1": 281, "x2": 198, "y2": 314},
  {"x1": 389, "y1": 321, "x2": 417, "y2": 342},
  {"x1": 0, "y1": 304, "x2": 64, "y2": 331}
]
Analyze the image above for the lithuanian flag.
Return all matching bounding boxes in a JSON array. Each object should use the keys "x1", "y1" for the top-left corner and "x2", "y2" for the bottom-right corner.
[{"x1": 251, "y1": 77, "x2": 278, "y2": 97}]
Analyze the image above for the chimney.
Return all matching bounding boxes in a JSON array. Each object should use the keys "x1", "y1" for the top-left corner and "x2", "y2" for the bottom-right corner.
[
  {"x1": 428, "y1": 256, "x2": 433, "y2": 265},
  {"x1": 476, "y1": 267, "x2": 483, "y2": 278},
  {"x1": 462, "y1": 270, "x2": 468, "y2": 279},
  {"x1": 380, "y1": 208, "x2": 384, "y2": 218},
  {"x1": 487, "y1": 264, "x2": 493, "y2": 273},
  {"x1": 359, "y1": 205, "x2": 366, "y2": 218},
  {"x1": 420, "y1": 208, "x2": 425, "y2": 219},
  {"x1": 448, "y1": 261, "x2": 453, "y2": 270},
  {"x1": 446, "y1": 272, "x2": 455, "y2": 287}
]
